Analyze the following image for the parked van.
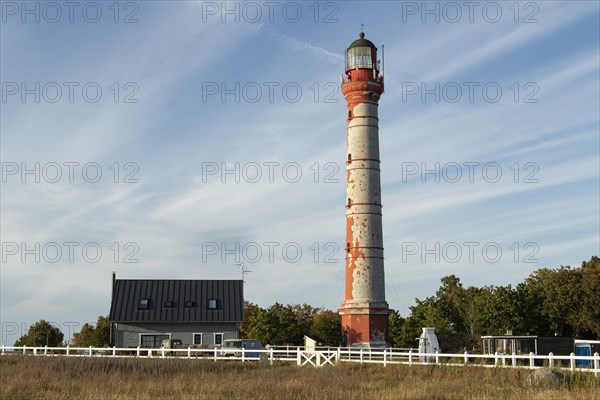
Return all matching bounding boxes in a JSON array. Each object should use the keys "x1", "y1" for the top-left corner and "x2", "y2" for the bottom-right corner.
[
  {"x1": 161, "y1": 338, "x2": 183, "y2": 355},
  {"x1": 220, "y1": 339, "x2": 262, "y2": 358}
]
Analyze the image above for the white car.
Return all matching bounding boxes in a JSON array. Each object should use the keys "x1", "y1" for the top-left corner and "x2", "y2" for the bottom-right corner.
[{"x1": 220, "y1": 339, "x2": 262, "y2": 358}]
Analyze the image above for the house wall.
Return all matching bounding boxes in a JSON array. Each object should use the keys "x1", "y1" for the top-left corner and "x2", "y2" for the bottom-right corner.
[{"x1": 114, "y1": 322, "x2": 239, "y2": 348}]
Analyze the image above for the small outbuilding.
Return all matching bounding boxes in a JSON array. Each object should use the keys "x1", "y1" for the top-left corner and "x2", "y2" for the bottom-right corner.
[
  {"x1": 481, "y1": 335, "x2": 573, "y2": 356},
  {"x1": 304, "y1": 335, "x2": 325, "y2": 352}
]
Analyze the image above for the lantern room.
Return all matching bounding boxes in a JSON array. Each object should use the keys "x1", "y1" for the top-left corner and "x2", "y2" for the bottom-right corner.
[{"x1": 345, "y1": 32, "x2": 380, "y2": 82}]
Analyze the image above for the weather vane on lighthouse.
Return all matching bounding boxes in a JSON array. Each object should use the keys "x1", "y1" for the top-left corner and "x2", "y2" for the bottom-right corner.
[{"x1": 339, "y1": 31, "x2": 390, "y2": 347}]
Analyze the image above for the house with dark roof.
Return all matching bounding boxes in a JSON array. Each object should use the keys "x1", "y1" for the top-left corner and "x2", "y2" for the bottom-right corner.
[{"x1": 108, "y1": 274, "x2": 244, "y2": 348}]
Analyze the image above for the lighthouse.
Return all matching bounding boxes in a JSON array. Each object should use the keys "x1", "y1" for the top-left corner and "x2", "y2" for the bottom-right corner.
[{"x1": 339, "y1": 32, "x2": 389, "y2": 347}]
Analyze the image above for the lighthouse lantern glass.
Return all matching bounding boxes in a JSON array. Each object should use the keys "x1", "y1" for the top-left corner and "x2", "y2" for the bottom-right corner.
[{"x1": 346, "y1": 47, "x2": 373, "y2": 71}]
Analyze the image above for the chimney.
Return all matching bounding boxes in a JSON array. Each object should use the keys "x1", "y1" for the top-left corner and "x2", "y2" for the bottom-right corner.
[{"x1": 110, "y1": 271, "x2": 116, "y2": 346}]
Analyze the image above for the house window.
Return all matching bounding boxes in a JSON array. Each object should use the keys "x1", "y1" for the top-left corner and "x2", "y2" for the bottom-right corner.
[
  {"x1": 164, "y1": 301, "x2": 175, "y2": 308},
  {"x1": 214, "y1": 333, "x2": 223, "y2": 346},
  {"x1": 208, "y1": 299, "x2": 218, "y2": 310},
  {"x1": 138, "y1": 299, "x2": 149, "y2": 310},
  {"x1": 139, "y1": 334, "x2": 170, "y2": 348},
  {"x1": 193, "y1": 333, "x2": 203, "y2": 346},
  {"x1": 184, "y1": 301, "x2": 195, "y2": 307}
]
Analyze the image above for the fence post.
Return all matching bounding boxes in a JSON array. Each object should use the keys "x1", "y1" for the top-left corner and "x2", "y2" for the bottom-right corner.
[
  {"x1": 148, "y1": 349, "x2": 152, "y2": 358},
  {"x1": 161, "y1": 347, "x2": 165, "y2": 358},
  {"x1": 89, "y1": 346, "x2": 92, "y2": 357},
  {"x1": 548, "y1": 352, "x2": 554, "y2": 369},
  {"x1": 570, "y1": 352, "x2": 575, "y2": 372},
  {"x1": 529, "y1": 352, "x2": 535, "y2": 368},
  {"x1": 296, "y1": 349, "x2": 302, "y2": 366},
  {"x1": 594, "y1": 352, "x2": 599, "y2": 377},
  {"x1": 512, "y1": 352, "x2": 516, "y2": 367},
  {"x1": 113, "y1": 346, "x2": 116, "y2": 357},
  {"x1": 494, "y1": 351, "x2": 499, "y2": 366},
  {"x1": 464, "y1": 351, "x2": 468, "y2": 364},
  {"x1": 1, "y1": 345, "x2": 4, "y2": 355},
  {"x1": 360, "y1": 348, "x2": 364, "y2": 364},
  {"x1": 187, "y1": 347, "x2": 191, "y2": 359},
  {"x1": 213, "y1": 348, "x2": 217, "y2": 362},
  {"x1": 270, "y1": 347, "x2": 274, "y2": 365},
  {"x1": 383, "y1": 348, "x2": 387, "y2": 367},
  {"x1": 408, "y1": 349, "x2": 413, "y2": 365},
  {"x1": 242, "y1": 347, "x2": 245, "y2": 362},
  {"x1": 33, "y1": 347, "x2": 37, "y2": 356},
  {"x1": 44, "y1": 345, "x2": 48, "y2": 355},
  {"x1": 136, "y1": 346, "x2": 140, "y2": 357},
  {"x1": 435, "y1": 350, "x2": 439, "y2": 365},
  {"x1": 66, "y1": 345, "x2": 70, "y2": 356}
]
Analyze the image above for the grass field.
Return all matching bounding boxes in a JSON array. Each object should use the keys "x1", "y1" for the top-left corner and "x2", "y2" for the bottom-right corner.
[{"x1": 1, "y1": 356, "x2": 599, "y2": 400}]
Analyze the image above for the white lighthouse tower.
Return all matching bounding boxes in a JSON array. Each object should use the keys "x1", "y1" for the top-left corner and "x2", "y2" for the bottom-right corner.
[{"x1": 339, "y1": 32, "x2": 389, "y2": 347}]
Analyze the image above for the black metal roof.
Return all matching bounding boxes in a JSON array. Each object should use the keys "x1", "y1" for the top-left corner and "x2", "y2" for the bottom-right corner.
[
  {"x1": 348, "y1": 32, "x2": 376, "y2": 49},
  {"x1": 109, "y1": 280, "x2": 244, "y2": 323}
]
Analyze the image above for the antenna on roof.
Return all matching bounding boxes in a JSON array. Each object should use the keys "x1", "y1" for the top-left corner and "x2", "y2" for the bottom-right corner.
[{"x1": 235, "y1": 262, "x2": 251, "y2": 283}]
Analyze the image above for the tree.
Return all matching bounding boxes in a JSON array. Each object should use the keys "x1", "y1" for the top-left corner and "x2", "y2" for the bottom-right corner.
[
  {"x1": 579, "y1": 256, "x2": 600, "y2": 338},
  {"x1": 460, "y1": 286, "x2": 484, "y2": 336},
  {"x1": 435, "y1": 275, "x2": 466, "y2": 331},
  {"x1": 249, "y1": 302, "x2": 304, "y2": 345},
  {"x1": 524, "y1": 266, "x2": 583, "y2": 336},
  {"x1": 404, "y1": 296, "x2": 452, "y2": 342},
  {"x1": 474, "y1": 285, "x2": 519, "y2": 335},
  {"x1": 389, "y1": 309, "x2": 405, "y2": 348},
  {"x1": 14, "y1": 320, "x2": 64, "y2": 347},
  {"x1": 292, "y1": 304, "x2": 317, "y2": 344},
  {"x1": 92, "y1": 316, "x2": 111, "y2": 347},
  {"x1": 513, "y1": 282, "x2": 550, "y2": 335},
  {"x1": 239, "y1": 301, "x2": 262, "y2": 339},
  {"x1": 310, "y1": 310, "x2": 341, "y2": 346},
  {"x1": 392, "y1": 314, "x2": 422, "y2": 349},
  {"x1": 72, "y1": 323, "x2": 95, "y2": 347},
  {"x1": 72, "y1": 316, "x2": 111, "y2": 347}
]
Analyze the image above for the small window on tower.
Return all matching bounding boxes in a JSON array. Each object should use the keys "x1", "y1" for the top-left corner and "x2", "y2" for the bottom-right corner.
[
  {"x1": 346, "y1": 243, "x2": 351, "y2": 253},
  {"x1": 164, "y1": 301, "x2": 175, "y2": 308},
  {"x1": 348, "y1": 153, "x2": 352, "y2": 162},
  {"x1": 348, "y1": 110, "x2": 352, "y2": 118},
  {"x1": 347, "y1": 198, "x2": 352, "y2": 205},
  {"x1": 184, "y1": 301, "x2": 196, "y2": 308}
]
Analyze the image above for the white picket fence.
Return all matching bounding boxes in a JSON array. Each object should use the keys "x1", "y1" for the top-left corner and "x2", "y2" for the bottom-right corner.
[{"x1": 1, "y1": 345, "x2": 599, "y2": 375}]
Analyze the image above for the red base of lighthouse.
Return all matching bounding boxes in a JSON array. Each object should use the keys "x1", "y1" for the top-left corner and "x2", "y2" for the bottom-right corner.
[{"x1": 340, "y1": 303, "x2": 389, "y2": 346}]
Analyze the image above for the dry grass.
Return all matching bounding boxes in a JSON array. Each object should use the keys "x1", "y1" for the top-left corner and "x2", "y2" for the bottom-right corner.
[{"x1": 1, "y1": 355, "x2": 599, "y2": 400}]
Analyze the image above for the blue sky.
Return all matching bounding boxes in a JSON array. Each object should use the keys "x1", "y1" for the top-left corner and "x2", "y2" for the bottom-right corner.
[{"x1": 1, "y1": 1, "x2": 599, "y2": 345}]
